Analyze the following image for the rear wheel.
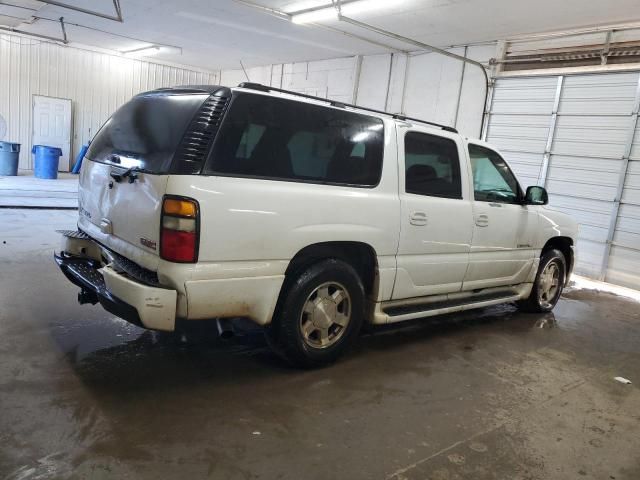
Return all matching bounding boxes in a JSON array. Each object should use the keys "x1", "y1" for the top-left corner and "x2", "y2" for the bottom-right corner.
[
  {"x1": 266, "y1": 259, "x2": 365, "y2": 368},
  {"x1": 518, "y1": 248, "x2": 566, "y2": 313}
]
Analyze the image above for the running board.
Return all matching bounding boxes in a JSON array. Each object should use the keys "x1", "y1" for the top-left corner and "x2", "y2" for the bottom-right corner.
[{"x1": 375, "y1": 291, "x2": 523, "y2": 324}]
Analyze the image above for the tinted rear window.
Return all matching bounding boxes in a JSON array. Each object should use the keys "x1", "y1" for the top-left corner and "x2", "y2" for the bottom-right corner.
[
  {"x1": 204, "y1": 93, "x2": 384, "y2": 187},
  {"x1": 86, "y1": 92, "x2": 208, "y2": 172}
]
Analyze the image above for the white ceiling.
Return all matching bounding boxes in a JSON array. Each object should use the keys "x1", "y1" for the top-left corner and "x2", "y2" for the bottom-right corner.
[{"x1": 1, "y1": 0, "x2": 639, "y2": 71}]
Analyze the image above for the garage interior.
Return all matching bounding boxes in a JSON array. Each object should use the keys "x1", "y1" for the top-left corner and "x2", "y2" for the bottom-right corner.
[{"x1": 1, "y1": 0, "x2": 640, "y2": 478}]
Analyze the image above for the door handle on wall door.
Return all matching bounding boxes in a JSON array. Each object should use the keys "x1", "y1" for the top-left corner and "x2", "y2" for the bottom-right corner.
[
  {"x1": 475, "y1": 214, "x2": 489, "y2": 227},
  {"x1": 410, "y1": 211, "x2": 428, "y2": 226}
]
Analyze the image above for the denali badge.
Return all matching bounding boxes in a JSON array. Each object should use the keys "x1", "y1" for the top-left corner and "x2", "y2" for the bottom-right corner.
[
  {"x1": 79, "y1": 205, "x2": 91, "y2": 219},
  {"x1": 140, "y1": 237, "x2": 157, "y2": 250}
]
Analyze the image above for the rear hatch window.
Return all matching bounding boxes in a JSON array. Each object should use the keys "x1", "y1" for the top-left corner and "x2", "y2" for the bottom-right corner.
[{"x1": 86, "y1": 91, "x2": 209, "y2": 173}]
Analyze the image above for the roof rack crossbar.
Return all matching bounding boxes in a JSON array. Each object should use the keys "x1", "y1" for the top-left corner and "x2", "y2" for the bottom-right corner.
[{"x1": 237, "y1": 82, "x2": 458, "y2": 133}]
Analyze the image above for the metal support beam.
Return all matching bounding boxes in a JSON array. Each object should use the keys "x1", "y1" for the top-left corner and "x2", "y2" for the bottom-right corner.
[
  {"x1": 399, "y1": 53, "x2": 409, "y2": 115},
  {"x1": 599, "y1": 73, "x2": 640, "y2": 280},
  {"x1": 601, "y1": 30, "x2": 612, "y2": 65},
  {"x1": 351, "y1": 54, "x2": 363, "y2": 104},
  {"x1": 480, "y1": 81, "x2": 495, "y2": 141},
  {"x1": 384, "y1": 53, "x2": 394, "y2": 111},
  {"x1": 306, "y1": 22, "x2": 408, "y2": 53},
  {"x1": 453, "y1": 45, "x2": 468, "y2": 128},
  {"x1": 337, "y1": 15, "x2": 490, "y2": 137},
  {"x1": 58, "y1": 16, "x2": 67, "y2": 43},
  {"x1": 0, "y1": 25, "x2": 67, "y2": 43},
  {"x1": 41, "y1": 0, "x2": 123, "y2": 22},
  {"x1": 538, "y1": 76, "x2": 564, "y2": 187}
]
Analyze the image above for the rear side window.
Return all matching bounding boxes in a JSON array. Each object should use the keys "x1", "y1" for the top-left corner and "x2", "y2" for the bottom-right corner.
[
  {"x1": 404, "y1": 132, "x2": 462, "y2": 199},
  {"x1": 86, "y1": 92, "x2": 208, "y2": 173},
  {"x1": 204, "y1": 93, "x2": 384, "y2": 187}
]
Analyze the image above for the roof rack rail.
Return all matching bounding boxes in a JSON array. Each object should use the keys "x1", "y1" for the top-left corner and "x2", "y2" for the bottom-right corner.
[{"x1": 237, "y1": 82, "x2": 458, "y2": 134}]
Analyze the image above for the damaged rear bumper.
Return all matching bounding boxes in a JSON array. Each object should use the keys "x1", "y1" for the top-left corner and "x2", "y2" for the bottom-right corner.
[{"x1": 54, "y1": 239, "x2": 177, "y2": 331}]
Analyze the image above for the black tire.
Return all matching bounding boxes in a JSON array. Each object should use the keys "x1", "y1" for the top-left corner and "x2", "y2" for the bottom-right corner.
[
  {"x1": 518, "y1": 248, "x2": 566, "y2": 313},
  {"x1": 265, "y1": 259, "x2": 365, "y2": 368}
]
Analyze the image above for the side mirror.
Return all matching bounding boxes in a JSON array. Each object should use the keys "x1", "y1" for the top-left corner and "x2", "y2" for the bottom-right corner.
[{"x1": 525, "y1": 185, "x2": 548, "y2": 205}]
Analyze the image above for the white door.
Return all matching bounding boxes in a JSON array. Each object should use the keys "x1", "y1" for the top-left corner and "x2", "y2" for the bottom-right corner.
[
  {"x1": 463, "y1": 141, "x2": 537, "y2": 290},
  {"x1": 32, "y1": 95, "x2": 72, "y2": 171},
  {"x1": 392, "y1": 127, "x2": 474, "y2": 299}
]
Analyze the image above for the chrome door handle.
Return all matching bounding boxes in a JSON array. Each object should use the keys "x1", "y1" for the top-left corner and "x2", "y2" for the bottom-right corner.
[
  {"x1": 410, "y1": 211, "x2": 428, "y2": 226},
  {"x1": 475, "y1": 214, "x2": 489, "y2": 227}
]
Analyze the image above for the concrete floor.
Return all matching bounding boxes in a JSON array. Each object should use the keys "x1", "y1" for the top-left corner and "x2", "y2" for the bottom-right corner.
[
  {"x1": 1, "y1": 209, "x2": 639, "y2": 480},
  {"x1": 0, "y1": 172, "x2": 78, "y2": 208}
]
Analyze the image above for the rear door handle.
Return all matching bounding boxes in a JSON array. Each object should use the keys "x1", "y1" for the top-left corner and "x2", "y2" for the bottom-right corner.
[
  {"x1": 475, "y1": 214, "x2": 489, "y2": 227},
  {"x1": 410, "y1": 211, "x2": 428, "y2": 226}
]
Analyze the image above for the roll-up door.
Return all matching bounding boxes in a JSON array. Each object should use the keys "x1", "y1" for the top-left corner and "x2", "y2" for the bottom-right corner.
[{"x1": 485, "y1": 70, "x2": 640, "y2": 289}]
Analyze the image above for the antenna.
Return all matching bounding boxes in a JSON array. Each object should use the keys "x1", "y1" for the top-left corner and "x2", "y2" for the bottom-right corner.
[{"x1": 239, "y1": 60, "x2": 250, "y2": 82}]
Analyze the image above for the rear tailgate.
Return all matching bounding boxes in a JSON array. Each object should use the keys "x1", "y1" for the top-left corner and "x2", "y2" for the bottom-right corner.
[
  {"x1": 77, "y1": 89, "x2": 213, "y2": 271},
  {"x1": 78, "y1": 161, "x2": 168, "y2": 271}
]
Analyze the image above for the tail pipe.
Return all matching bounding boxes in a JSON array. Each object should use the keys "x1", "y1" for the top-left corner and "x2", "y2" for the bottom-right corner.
[{"x1": 216, "y1": 319, "x2": 235, "y2": 339}]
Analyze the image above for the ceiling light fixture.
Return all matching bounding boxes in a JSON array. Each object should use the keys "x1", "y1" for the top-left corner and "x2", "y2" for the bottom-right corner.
[{"x1": 290, "y1": 0, "x2": 401, "y2": 24}]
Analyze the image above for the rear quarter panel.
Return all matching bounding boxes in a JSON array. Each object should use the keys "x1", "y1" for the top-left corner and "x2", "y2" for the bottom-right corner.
[{"x1": 165, "y1": 119, "x2": 400, "y2": 302}]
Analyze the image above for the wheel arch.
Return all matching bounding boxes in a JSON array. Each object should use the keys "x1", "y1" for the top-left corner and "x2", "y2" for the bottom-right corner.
[
  {"x1": 542, "y1": 236, "x2": 574, "y2": 281},
  {"x1": 284, "y1": 241, "x2": 379, "y2": 298}
]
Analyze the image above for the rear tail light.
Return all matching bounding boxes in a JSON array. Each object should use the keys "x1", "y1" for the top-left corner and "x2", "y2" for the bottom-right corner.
[{"x1": 160, "y1": 197, "x2": 199, "y2": 263}]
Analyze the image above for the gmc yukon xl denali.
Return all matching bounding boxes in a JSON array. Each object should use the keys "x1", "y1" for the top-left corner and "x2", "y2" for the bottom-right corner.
[{"x1": 55, "y1": 83, "x2": 578, "y2": 367}]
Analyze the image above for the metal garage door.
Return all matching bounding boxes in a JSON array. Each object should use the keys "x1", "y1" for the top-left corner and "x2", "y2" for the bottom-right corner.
[{"x1": 485, "y1": 71, "x2": 640, "y2": 289}]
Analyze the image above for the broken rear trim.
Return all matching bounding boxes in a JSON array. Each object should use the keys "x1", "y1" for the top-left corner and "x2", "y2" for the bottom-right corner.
[{"x1": 54, "y1": 252, "x2": 144, "y2": 328}]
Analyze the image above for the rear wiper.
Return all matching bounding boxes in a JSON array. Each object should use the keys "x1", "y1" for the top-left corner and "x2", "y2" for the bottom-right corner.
[{"x1": 110, "y1": 167, "x2": 146, "y2": 184}]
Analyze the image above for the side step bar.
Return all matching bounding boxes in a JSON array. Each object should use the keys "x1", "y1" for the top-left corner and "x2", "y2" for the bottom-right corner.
[{"x1": 372, "y1": 285, "x2": 532, "y2": 325}]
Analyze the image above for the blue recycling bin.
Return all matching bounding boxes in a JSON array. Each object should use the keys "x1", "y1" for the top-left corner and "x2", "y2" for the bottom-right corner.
[
  {"x1": 0, "y1": 141, "x2": 20, "y2": 176},
  {"x1": 32, "y1": 145, "x2": 62, "y2": 179}
]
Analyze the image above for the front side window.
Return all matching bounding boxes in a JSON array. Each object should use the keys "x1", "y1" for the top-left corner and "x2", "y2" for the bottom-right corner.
[
  {"x1": 469, "y1": 144, "x2": 521, "y2": 204},
  {"x1": 404, "y1": 131, "x2": 462, "y2": 199},
  {"x1": 204, "y1": 93, "x2": 384, "y2": 187}
]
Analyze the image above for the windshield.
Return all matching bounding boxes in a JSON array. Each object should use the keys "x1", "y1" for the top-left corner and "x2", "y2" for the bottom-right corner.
[{"x1": 86, "y1": 92, "x2": 208, "y2": 173}]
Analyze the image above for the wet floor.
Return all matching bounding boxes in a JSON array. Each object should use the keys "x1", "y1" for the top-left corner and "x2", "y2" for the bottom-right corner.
[{"x1": 1, "y1": 209, "x2": 639, "y2": 479}]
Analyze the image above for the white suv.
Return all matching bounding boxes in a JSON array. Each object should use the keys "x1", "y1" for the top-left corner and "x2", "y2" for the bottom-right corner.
[{"x1": 56, "y1": 82, "x2": 578, "y2": 367}]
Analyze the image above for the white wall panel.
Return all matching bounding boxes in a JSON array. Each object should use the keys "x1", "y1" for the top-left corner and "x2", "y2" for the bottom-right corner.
[
  {"x1": 0, "y1": 33, "x2": 218, "y2": 170},
  {"x1": 356, "y1": 53, "x2": 392, "y2": 111},
  {"x1": 403, "y1": 48, "x2": 465, "y2": 128}
]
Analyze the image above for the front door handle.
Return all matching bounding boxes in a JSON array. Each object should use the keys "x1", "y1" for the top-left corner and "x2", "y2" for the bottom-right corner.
[
  {"x1": 410, "y1": 211, "x2": 428, "y2": 226},
  {"x1": 475, "y1": 214, "x2": 489, "y2": 227}
]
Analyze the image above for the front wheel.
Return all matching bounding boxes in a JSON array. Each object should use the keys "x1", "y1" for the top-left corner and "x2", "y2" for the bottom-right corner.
[
  {"x1": 518, "y1": 248, "x2": 566, "y2": 313},
  {"x1": 265, "y1": 259, "x2": 365, "y2": 368}
]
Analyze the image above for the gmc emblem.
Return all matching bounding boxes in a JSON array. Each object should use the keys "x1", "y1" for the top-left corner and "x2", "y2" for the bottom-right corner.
[{"x1": 140, "y1": 237, "x2": 157, "y2": 250}]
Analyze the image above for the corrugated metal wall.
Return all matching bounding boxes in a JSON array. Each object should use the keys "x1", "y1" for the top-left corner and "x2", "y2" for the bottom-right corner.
[
  {"x1": 486, "y1": 71, "x2": 640, "y2": 290},
  {"x1": 0, "y1": 33, "x2": 219, "y2": 170}
]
